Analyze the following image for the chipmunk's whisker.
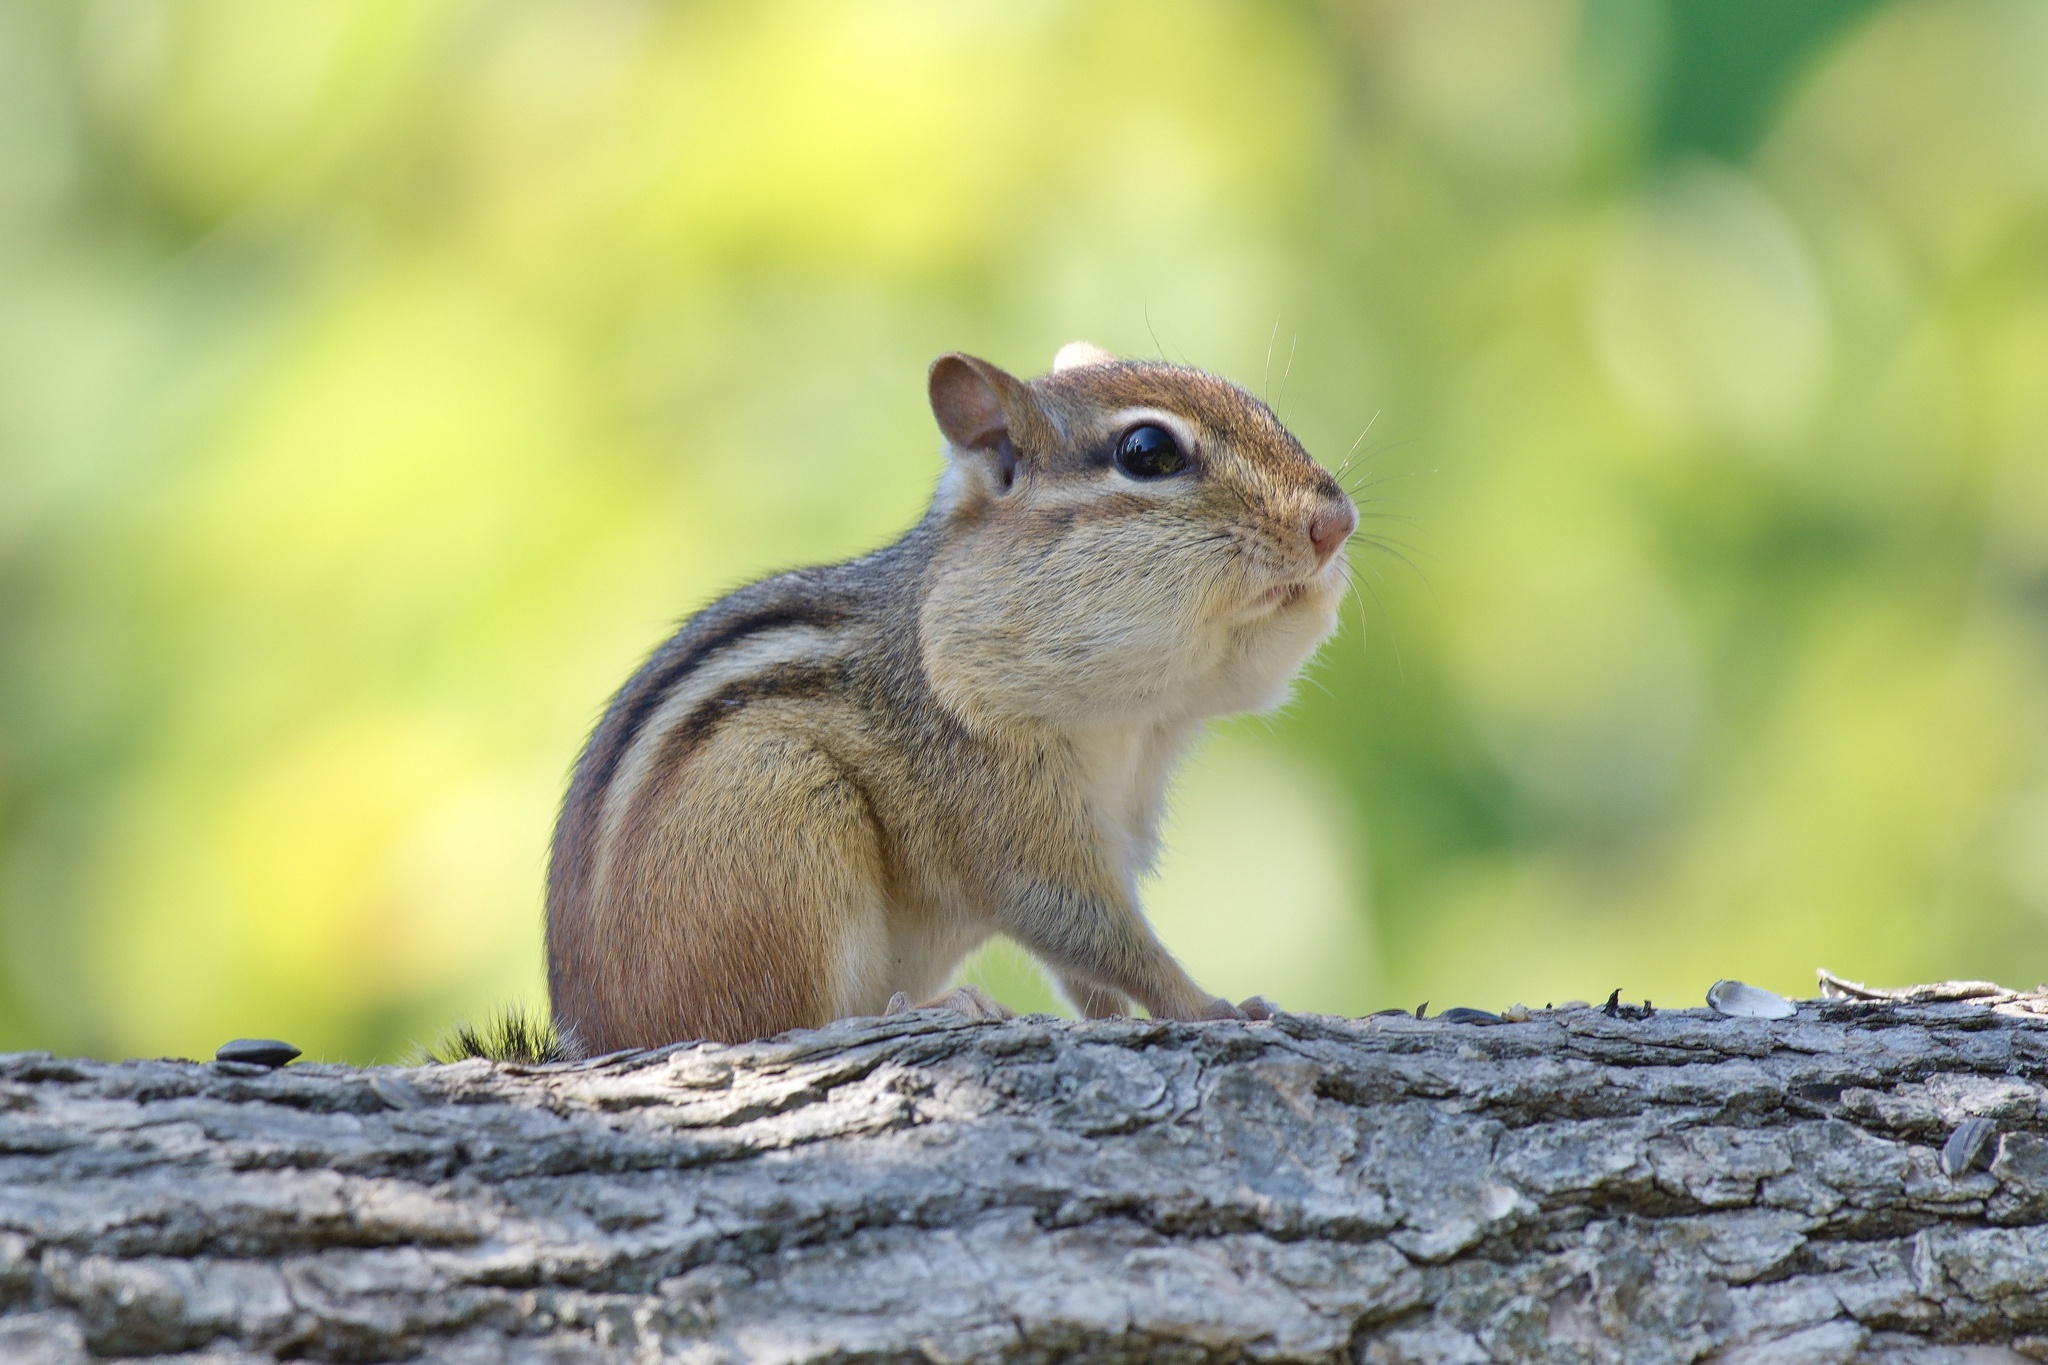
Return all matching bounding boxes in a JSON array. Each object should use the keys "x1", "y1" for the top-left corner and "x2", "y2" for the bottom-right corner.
[
  {"x1": 1335, "y1": 410, "x2": 1382, "y2": 477},
  {"x1": 1344, "y1": 559, "x2": 1403, "y2": 676}
]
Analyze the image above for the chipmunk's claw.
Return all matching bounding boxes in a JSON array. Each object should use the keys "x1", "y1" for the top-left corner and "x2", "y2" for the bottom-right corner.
[{"x1": 1239, "y1": 995, "x2": 1281, "y2": 1021}]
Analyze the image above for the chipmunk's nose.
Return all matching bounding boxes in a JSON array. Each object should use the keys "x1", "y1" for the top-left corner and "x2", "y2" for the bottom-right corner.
[{"x1": 1308, "y1": 498, "x2": 1357, "y2": 564}]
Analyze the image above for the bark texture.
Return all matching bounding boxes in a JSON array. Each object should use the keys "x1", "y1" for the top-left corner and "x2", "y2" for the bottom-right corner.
[{"x1": 9, "y1": 984, "x2": 2048, "y2": 1363}]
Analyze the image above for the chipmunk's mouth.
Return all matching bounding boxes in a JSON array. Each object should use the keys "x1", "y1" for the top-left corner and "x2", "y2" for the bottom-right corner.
[{"x1": 1247, "y1": 561, "x2": 1344, "y2": 620}]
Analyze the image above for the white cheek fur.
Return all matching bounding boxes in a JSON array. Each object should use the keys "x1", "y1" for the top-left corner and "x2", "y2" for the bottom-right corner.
[{"x1": 923, "y1": 551, "x2": 1339, "y2": 729}]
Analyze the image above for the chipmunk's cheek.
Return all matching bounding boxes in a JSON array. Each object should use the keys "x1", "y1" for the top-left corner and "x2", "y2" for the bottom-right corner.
[{"x1": 919, "y1": 539, "x2": 1208, "y2": 725}]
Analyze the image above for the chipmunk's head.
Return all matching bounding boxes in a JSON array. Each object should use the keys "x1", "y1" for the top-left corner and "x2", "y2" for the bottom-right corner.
[{"x1": 919, "y1": 343, "x2": 1357, "y2": 728}]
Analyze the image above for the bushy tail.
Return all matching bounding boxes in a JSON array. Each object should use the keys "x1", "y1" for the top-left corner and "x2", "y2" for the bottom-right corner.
[{"x1": 427, "y1": 1004, "x2": 569, "y2": 1064}]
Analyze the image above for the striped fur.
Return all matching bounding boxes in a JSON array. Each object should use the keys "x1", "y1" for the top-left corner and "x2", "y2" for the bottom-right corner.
[{"x1": 545, "y1": 348, "x2": 1356, "y2": 1053}]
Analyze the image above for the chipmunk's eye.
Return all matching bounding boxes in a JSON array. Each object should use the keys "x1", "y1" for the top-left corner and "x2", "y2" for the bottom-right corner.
[{"x1": 1115, "y1": 424, "x2": 1186, "y2": 479}]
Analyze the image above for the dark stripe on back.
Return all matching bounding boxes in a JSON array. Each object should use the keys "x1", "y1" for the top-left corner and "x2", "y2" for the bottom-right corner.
[
  {"x1": 545, "y1": 652, "x2": 855, "y2": 1045},
  {"x1": 652, "y1": 659, "x2": 854, "y2": 769},
  {"x1": 583, "y1": 600, "x2": 849, "y2": 801},
  {"x1": 547, "y1": 597, "x2": 850, "y2": 985},
  {"x1": 602, "y1": 659, "x2": 857, "y2": 921}
]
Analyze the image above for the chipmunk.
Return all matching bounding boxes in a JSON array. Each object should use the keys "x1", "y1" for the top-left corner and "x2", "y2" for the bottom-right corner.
[{"x1": 532, "y1": 342, "x2": 1356, "y2": 1056}]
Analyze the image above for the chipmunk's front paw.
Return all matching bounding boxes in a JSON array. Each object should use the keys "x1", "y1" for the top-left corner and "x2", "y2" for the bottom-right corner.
[
  {"x1": 890, "y1": 985, "x2": 1014, "y2": 1023},
  {"x1": 1195, "y1": 995, "x2": 1281, "y2": 1022}
]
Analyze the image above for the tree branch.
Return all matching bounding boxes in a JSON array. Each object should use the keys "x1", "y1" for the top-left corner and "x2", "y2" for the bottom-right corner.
[{"x1": 7, "y1": 989, "x2": 2048, "y2": 1362}]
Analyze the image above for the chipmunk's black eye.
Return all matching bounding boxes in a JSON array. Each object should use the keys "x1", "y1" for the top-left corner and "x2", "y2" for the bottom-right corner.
[{"x1": 1115, "y1": 424, "x2": 1186, "y2": 479}]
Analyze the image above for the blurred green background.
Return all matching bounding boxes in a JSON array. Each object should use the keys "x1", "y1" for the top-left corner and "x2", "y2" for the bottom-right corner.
[{"x1": 3, "y1": 0, "x2": 2045, "y2": 1063}]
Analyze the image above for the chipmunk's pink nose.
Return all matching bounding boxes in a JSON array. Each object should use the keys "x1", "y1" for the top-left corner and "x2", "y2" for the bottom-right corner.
[{"x1": 1309, "y1": 499, "x2": 1357, "y2": 563}]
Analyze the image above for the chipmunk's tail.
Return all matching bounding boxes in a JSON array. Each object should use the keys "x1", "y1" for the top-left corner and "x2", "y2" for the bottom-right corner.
[{"x1": 426, "y1": 1003, "x2": 569, "y2": 1064}]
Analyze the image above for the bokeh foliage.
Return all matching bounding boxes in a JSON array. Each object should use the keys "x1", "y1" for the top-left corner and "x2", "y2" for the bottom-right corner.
[{"x1": 2, "y1": 0, "x2": 2045, "y2": 1062}]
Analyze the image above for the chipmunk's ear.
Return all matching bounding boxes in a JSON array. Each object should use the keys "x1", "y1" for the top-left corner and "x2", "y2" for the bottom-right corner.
[
  {"x1": 1052, "y1": 340, "x2": 1115, "y2": 373},
  {"x1": 929, "y1": 353, "x2": 1032, "y2": 451},
  {"x1": 930, "y1": 353, "x2": 1044, "y2": 494}
]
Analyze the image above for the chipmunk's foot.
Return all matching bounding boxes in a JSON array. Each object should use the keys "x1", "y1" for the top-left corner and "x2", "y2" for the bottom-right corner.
[
  {"x1": 884, "y1": 986, "x2": 1014, "y2": 1022},
  {"x1": 1197, "y1": 994, "x2": 1283, "y2": 1022},
  {"x1": 925, "y1": 985, "x2": 1015, "y2": 1021}
]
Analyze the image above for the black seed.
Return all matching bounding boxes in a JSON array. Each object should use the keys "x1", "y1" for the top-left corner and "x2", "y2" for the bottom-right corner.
[
  {"x1": 1373, "y1": 1008, "x2": 1411, "y2": 1017},
  {"x1": 1602, "y1": 989, "x2": 1623, "y2": 1018},
  {"x1": 1414, "y1": 1001, "x2": 1429, "y2": 1020},
  {"x1": 1941, "y1": 1117, "x2": 1997, "y2": 1178},
  {"x1": 1437, "y1": 1007, "x2": 1503, "y2": 1025},
  {"x1": 215, "y1": 1038, "x2": 300, "y2": 1068}
]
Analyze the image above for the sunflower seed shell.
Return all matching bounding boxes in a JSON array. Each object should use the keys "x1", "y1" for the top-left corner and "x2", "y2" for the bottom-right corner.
[{"x1": 1705, "y1": 980, "x2": 1796, "y2": 1020}]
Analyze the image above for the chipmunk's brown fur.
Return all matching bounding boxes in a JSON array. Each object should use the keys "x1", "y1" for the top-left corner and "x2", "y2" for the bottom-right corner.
[{"x1": 544, "y1": 343, "x2": 1357, "y2": 1055}]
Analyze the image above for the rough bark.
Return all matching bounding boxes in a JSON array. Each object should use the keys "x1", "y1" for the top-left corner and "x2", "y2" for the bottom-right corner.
[{"x1": 9, "y1": 982, "x2": 2048, "y2": 1363}]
